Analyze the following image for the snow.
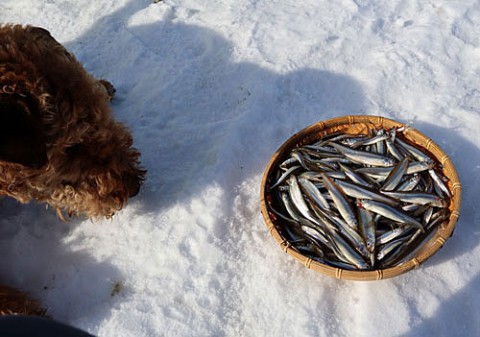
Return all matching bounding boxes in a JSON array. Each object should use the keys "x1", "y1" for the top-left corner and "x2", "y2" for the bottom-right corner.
[{"x1": 0, "y1": 0, "x2": 479, "y2": 336}]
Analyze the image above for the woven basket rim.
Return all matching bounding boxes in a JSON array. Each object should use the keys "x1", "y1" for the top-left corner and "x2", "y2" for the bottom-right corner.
[{"x1": 260, "y1": 115, "x2": 462, "y2": 281}]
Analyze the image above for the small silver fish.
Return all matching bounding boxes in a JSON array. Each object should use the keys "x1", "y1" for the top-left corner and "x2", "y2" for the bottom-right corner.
[
  {"x1": 321, "y1": 173, "x2": 359, "y2": 230},
  {"x1": 381, "y1": 157, "x2": 410, "y2": 191},
  {"x1": 357, "y1": 199, "x2": 425, "y2": 232},
  {"x1": 269, "y1": 126, "x2": 451, "y2": 270},
  {"x1": 381, "y1": 191, "x2": 448, "y2": 208},
  {"x1": 329, "y1": 142, "x2": 397, "y2": 167}
]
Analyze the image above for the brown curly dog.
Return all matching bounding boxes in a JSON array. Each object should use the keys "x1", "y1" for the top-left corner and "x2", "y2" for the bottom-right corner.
[{"x1": 0, "y1": 24, "x2": 146, "y2": 315}]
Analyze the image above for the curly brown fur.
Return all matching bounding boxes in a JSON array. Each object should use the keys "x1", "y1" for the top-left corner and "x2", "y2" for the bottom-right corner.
[
  {"x1": 0, "y1": 24, "x2": 146, "y2": 316},
  {"x1": 0, "y1": 24, "x2": 146, "y2": 219}
]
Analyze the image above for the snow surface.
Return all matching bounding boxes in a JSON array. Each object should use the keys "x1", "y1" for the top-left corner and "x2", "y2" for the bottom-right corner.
[{"x1": 0, "y1": 0, "x2": 479, "y2": 336}]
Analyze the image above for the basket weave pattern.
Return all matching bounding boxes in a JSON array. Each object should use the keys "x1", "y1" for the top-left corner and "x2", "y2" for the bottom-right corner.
[{"x1": 260, "y1": 115, "x2": 461, "y2": 281}]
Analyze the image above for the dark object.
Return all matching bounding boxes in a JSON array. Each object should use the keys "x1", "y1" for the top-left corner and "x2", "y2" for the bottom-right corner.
[{"x1": 0, "y1": 316, "x2": 95, "y2": 337}]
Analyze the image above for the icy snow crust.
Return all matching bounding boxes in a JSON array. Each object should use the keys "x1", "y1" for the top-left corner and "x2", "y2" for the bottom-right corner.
[{"x1": 0, "y1": 1, "x2": 479, "y2": 336}]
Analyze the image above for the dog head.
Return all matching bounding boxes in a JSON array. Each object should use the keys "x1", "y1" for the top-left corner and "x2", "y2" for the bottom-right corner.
[
  {"x1": 58, "y1": 124, "x2": 146, "y2": 218},
  {"x1": 0, "y1": 84, "x2": 146, "y2": 219}
]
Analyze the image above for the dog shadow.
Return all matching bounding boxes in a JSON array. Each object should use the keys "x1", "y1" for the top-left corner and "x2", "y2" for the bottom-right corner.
[{"x1": 65, "y1": 1, "x2": 367, "y2": 216}]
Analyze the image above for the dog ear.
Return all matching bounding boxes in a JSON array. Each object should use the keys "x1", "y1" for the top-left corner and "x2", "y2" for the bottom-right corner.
[{"x1": 0, "y1": 98, "x2": 47, "y2": 168}]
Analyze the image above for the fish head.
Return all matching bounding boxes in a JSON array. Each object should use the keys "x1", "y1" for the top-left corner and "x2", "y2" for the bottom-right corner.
[{"x1": 384, "y1": 157, "x2": 397, "y2": 166}]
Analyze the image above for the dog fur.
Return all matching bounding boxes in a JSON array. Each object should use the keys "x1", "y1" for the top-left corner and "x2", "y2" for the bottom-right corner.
[
  {"x1": 0, "y1": 24, "x2": 146, "y2": 315},
  {"x1": 0, "y1": 24, "x2": 146, "y2": 218}
]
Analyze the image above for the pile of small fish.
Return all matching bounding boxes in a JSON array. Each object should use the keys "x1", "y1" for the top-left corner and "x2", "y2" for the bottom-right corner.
[{"x1": 268, "y1": 126, "x2": 451, "y2": 270}]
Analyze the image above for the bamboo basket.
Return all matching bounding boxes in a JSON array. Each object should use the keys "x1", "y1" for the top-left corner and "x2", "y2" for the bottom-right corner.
[{"x1": 260, "y1": 115, "x2": 462, "y2": 281}]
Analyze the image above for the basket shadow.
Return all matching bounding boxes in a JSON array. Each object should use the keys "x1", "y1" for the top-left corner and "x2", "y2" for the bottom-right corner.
[
  {"x1": 403, "y1": 121, "x2": 478, "y2": 268},
  {"x1": 396, "y1": 271, "x2": 480, "y2": 337},
  {"x1": 0, "y1": 198, "x2": 125, "y2": 325}
]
